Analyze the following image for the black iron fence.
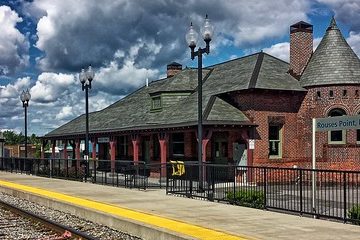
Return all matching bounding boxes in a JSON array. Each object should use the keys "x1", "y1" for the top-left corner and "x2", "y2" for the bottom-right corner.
[
  {"x1": 166, "y1": 162, "x2": 360, "y2": 224},
  {"x1": 2, "y1": 157, "x2": 360, "y2": 224},
  {"x1": 0, "y1": 157, "x2": 168, "y2": 189}
]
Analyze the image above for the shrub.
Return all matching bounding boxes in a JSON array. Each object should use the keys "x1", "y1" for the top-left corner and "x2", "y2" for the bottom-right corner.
[
  {"x1": 226, "y1": 189, "x2": 265, "y2": 209},
  {"x1": 348, "y1": 204, "x2": 360, "y2": 225}
]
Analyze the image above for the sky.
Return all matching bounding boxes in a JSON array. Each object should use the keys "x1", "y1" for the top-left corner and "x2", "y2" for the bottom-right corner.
[{"x1": 0, "y1": 0, "x2": 360, "y2": 136}]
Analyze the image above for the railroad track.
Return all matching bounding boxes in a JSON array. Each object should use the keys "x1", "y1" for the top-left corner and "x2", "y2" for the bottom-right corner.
[{"x1": 0, "y1": 199, "x2": 98, "y2": 240}]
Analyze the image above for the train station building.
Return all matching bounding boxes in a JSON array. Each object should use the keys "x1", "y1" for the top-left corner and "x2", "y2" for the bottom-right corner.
[{"x1": 42, "y1": 18, "x2": 360, "y2": 171}]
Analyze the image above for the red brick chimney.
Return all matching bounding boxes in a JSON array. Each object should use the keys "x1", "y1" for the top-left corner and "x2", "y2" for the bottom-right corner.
[
  {"x1": 167, "y1": 62, "x2": 182, "y2": 78},
  {"x1": 289, "y1": 21, "x2": 313, "y2": 78}
]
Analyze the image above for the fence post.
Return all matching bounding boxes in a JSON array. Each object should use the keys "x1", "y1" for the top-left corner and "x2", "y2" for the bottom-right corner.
[
  {"x1": 93, "y1": 159, "x2": 97, "y2": 184},
  {"x1": 207, "y1": 165, "x2": 214, "y2": 202},
  {"x1": 49, "y1": 159, "x2": 52, "y2": 178},
  {"x1": 343, "y1": 172, "x2": 347, "y2": 223},
  {"x1": 166, "y1": 163, "x2": 169, "y2": 194},
  {"x1": 299, "y1": 169, "x2": 303, "y2": 215},
  {"x1": 189, "y1": 164, "x2": 193, "y2": 198},
  {"x1": 232, "y1": 167, "x2": 236, "y2": 203},
  {"x1": 263, "y1": 167, "x2": 267, "y2": 209}
]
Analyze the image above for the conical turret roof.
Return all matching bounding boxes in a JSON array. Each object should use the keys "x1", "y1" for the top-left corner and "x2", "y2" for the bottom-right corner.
[{"x1": 300, "y1": 17, "x2": 360, "y2": 87}]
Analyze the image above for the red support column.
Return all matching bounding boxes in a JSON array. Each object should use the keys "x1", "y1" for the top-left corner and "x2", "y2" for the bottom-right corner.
[
  {"x1": 201, "y1": 130, "x2": 212, "y2": 162},
  {"x1": 158, "y1": 133, "x2": 168, "y2": 178},
  {"x1": 110, "y1": 137, "x2": 117, "y2": 171},
  {"x1": 75, "y1": 139, "x2": 81, "y2": 168},
  {"x1": 51, "y1": 140, "x2": 56, "y2": 159},
  {"x1": 91, "y1": 138, "x2": 97, "y2": 160},
  {"x1": 131, "y1": 134, "x2": 140, "y2": 164},
  {"x1": 63, "y1": 140, "x2": 68, "y2": 159}
]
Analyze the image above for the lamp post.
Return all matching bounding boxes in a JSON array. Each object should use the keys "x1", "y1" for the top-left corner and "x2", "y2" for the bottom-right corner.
[
  {"x1": 20, "y1": 89, "x2": 31, "y2": 159},
  {"x1": 186, "y1": 15, "x2": 214, "y2": 190},
  {"x1": 79, "y1": 65, "x2": 94, "y2": 181}
]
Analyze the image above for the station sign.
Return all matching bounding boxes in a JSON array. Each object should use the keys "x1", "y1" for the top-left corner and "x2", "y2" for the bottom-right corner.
[
  {"x1": 97, "y1": 137, "x2": 110, "y2": 143},
  {"x1": 248, "y1": 139, "x2": 255, "y2": 149},
  {"x1": 315, "y1": 115, "x2": 360, "y2": 132}
]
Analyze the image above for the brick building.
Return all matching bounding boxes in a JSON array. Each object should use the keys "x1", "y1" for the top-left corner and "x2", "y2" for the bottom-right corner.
[
  {"x1": 4, "y1": 144, "x2": 37, "y2": 158},
  {"x1": 42, "y1": 18, "x2": 360, "y2": 171}
]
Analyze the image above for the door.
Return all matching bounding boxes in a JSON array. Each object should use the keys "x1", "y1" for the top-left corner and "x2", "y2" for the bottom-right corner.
[
  {"x1": 233, "y1": 143, "x2": 247, "y2": 167},
  {"x1": 233, "y1": 142, "x2": 247, "y2": 183},
  {"x1": 142, "y1": 139, "x2": 150, "y2": 163},
  {"x1": 214, "y1": 140, "x2": 228, "y2": 164}
]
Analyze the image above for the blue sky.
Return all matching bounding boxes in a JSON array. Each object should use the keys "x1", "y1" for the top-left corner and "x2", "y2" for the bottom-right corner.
[{"x1": 0, "y1": 0, "x2": 359, "y2": 136}]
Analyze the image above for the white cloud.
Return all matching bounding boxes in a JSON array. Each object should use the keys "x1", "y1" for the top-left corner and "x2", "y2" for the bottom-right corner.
[
  {"x1": 317, "y1": 0, "x2": 360, "y2": 32},
  {"x1": 24, "y1": 0, "x2": 314, "y2": 73},
  {"x1": 0, "y1": 77, "x2": 31, "y2": 98},
  {"x1": 263, "y1": 37, "x2": 330, "y2": 62},
  {"x1": 3, "y1": 0, "x2": 358, "y2": 137},
  {"x1": 30, "y1": 72, "x2": 75, "y2": 102},
  {"x1": 347, "y1": 31, "x2": 360, "y2": 57},
  {"x1": 217, "y1": 0, "x2": 310, "y2": 47},
  {"x1": 95, "y1": 41, "x2": 160, "y2": 94},
  {"x1": 0, "y1": 5, "x2": 29, "y2": 75},
  {"x1": 56, "y1": 106, "x2": 73, "y2": 120},
  {"x1": 264, "y1": 42, "x2": 290, "y2": 62}
]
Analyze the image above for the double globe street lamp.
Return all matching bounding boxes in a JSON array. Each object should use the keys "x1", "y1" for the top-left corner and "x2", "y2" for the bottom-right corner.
[
  {"x1": 185, "y1": 15, "x2": 214, "y2": 190},
  {"x1": 20, "y1": 89, "x2": 31, "y2": 165},
  {"x1": 79, "y1": 65, "x2": 95, "y2": 180}
]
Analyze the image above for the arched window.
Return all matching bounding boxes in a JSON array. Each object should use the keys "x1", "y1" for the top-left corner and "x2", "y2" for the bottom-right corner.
[
  {"x1": 328, "y1": 108, "x2": 346, "y2": 144},
  {"x1": 357, "y1": 112, "x2": 360, "y2": 143}
]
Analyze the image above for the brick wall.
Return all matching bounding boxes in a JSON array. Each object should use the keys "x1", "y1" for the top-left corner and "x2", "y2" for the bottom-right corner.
[
  {"x1": 4, "y1": 144, "x2": 37, "y2": 158},
  {"x1": 226, "y1": 85, "x2": 360, "y2": 171},
  {"x1": 297, "y1": 85, "x2": 360, "y2": 169},
  {"x1": 184, "y1": 131, "x2": 194, "y2": 158},
  {"x1": 290, "y1": 30, "x2": 313, "y2": 77},
  {"x1": 229, "y1": 89, "x2": 305, "y2": 166}
]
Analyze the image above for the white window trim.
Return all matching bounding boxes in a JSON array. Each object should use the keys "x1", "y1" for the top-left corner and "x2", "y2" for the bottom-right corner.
[
  {"x1": 328, "y1": 130, "x2": 346, "y2": 144},
  {"x1": 269, "y1": 126, "x2": 283, "y2": 159},
  {"x1": 151, "y1": 96, "x2": 162, "y2": 110}
]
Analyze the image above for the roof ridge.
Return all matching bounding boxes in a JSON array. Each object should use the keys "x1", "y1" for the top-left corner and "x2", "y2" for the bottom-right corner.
[
  {"x1": 205, "y1": 51, "x2": 262, "y2": 68},
  {"x1": 248, "y1": 51, "x2": 264, "y2": 89},
  {"x1": 203, "y1": 95, "x2": 217, "y2": 120},
  {"x1": 327, "y1": 16, "x2": 339, "y2": 31}
]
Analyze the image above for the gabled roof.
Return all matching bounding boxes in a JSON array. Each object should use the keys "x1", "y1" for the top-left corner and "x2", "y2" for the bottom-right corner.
[
  {"x1": 301, "y1": 17, "x2": 360, "y2": 87},
  {"x1": 44, "y1": 52, "x2": 302, "y2": 138},
  {"x1": 205, "y1": 96, "x2": 250, "y2": 124}
]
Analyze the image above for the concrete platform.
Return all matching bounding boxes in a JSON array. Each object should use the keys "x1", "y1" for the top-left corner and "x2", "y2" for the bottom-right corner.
[{"x1": 0, "y1": 172, "x2": 359, "y2": 240}]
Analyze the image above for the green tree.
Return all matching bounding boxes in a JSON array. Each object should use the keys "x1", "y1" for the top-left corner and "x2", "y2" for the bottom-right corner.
[{"x1": 3, "y1": 130, "x2": 21, "y2": 145}]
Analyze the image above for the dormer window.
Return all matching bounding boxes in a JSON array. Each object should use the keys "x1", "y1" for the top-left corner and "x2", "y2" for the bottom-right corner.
[{"x1": 151, "y1": 96, "x2": 162, "y2": 111}]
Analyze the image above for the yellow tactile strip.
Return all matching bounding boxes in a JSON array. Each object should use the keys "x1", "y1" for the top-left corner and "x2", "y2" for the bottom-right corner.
[{"x1": 0, "y1": 180, "x2": 249, "y2": 240}]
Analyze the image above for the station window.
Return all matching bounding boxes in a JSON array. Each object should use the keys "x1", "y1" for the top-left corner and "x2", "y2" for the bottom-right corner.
[
  {"x1": 316, "y1": 91, "x2": 321, "y2": 99},
  {"x1": 329, "y1": 90, "x2": 334, "y2": 98},
  {"x1": 151, "y1": 96, "x2": 162, "y2": 110},
  {"x1": 172, "y1": 133, "x2": 184, "y2": 156},
  {"x1": 342, "y1": 90, "x2": 347, "y2": 98},
  {"x1": 356, "y1": 90, "x2": 359, "y2": 98},
  {"x1": 357, "y1": 113, "x2": 360, "y2": 144},
  {"x1": 117, "y1": 136, "x2": 128, "y2": 159},
  {"x1": 269, "y1": 125, "x2": 282, "y2": 158},
  {"x1": 328, "y1": 108, "x2": 346, "y2": 144}
]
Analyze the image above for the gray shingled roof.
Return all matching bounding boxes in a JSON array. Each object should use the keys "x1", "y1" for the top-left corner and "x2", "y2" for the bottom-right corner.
[
  {"x1": 44, "y1": 52, "x2": 302, "y2": 138},
  {"x1": 301, "y1": 18, "x2": 360, "y2": 87}
]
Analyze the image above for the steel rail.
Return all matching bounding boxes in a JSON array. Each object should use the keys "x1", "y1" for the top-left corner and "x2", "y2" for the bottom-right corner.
[{"x1": 0, "y1": 199, "x2": 98, "y2": 240}]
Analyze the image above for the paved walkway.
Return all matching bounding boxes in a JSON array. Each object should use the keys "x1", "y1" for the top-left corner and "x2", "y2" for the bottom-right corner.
[{"x1": 0, "y1": 172, "x2": 359, "y2": 240}]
